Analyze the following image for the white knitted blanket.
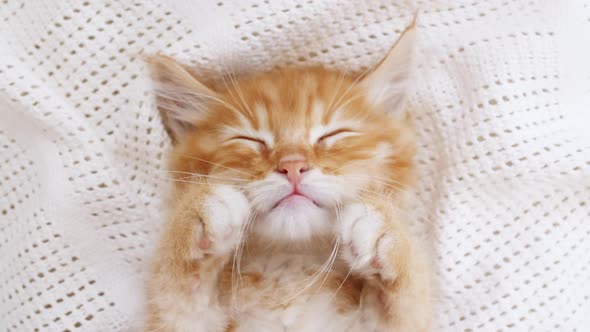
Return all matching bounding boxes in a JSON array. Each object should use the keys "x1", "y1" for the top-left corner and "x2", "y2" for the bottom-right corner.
[{"x1": 1, "y1": 1, "x2": 589, "y2": 331}]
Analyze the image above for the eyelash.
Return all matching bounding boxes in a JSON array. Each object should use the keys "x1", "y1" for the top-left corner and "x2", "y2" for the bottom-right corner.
[
  {"x1": 229, "y1": 129, "x2": 355, "y2": 149},
  {"x1": 316, "y1": 128, "x2": 355, "y2": 144},
  {"x1": 230, "y1": 135, "x2": 268, "y2": 148}
]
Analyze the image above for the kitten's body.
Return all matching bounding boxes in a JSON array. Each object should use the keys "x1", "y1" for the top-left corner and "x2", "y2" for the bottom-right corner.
[{"x1": 145, "y1": 20, "x2": 432, "y2": 332}]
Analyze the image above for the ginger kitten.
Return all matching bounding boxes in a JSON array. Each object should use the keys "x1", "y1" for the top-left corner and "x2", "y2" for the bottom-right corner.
[{"x1": 145, "y1": 20, "x2": 432, "y2": 332}]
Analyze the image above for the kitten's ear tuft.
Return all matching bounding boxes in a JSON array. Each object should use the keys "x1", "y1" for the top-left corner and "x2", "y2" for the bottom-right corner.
[
  {"x1": 146, "y1": 55, "x2": 217, "y2": 143},
  {"x1": 360, "y1": 17, "x2": 417, "y2": 114}
]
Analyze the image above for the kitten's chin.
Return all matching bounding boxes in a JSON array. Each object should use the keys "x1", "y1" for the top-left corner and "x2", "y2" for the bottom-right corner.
[{"x1": 253, "y1": 201, "x2": 332, "y2": 242}]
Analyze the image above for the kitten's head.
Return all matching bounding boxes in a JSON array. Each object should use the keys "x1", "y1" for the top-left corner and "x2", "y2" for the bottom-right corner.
[{"x1": 149, "y1": 22, "x2": 416, "y2": 242}]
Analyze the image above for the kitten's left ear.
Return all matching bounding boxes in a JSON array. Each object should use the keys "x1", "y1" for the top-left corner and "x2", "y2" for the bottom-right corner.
[
  {"x1": 146, "y1": 55, "x2": 218, "y2": 143},
  {"x1": 360, "y1": 16, "x2": 417, "y2": 113}
]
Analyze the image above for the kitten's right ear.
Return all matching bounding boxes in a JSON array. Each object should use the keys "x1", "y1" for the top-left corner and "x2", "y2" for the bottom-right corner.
[
  {"x1": 359, "y1": 16, "x2": 417, "y2": 115},
  {"x1": 146, "y1": 55, "x2": 217, "y2": 143}
]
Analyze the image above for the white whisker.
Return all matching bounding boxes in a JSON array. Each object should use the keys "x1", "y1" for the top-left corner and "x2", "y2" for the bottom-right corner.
[
  {"x1": 273, "y1": 236, "x2": 340, "y2": 307},
  {"x1": 311, "y1": 236, "x2": 341, "y2": 297},
  {"x1": 165, "y1": 178, "x2": 248, "y2": 187},
  {"x1": 158, "y1": 170, "x2": 250, "y2": 182},
  {"x1": 179, "y1": 155, "x2": 253, "y2": 177},
  {"x1": 329, "y1": 251, "x2": 357, "y2": 303}
]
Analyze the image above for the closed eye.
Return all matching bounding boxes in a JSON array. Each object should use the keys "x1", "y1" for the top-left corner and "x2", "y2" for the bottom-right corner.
[
  {"x1": 316, "y1": 128, "x2": 358, "y2": 144},
  {"x1": 230, "y1": 135, "x2": 268, "y2": 148}
]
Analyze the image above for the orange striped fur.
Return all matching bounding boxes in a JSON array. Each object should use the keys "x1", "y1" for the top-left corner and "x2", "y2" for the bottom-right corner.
[{"x1": 145, "y1": 19, "x2": 432, "y2": 332}]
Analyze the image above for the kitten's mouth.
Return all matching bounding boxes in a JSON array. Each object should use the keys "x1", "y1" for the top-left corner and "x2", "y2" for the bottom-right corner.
[{"x1": 272, "y1": 192, "x2": 319, "y2": 209}]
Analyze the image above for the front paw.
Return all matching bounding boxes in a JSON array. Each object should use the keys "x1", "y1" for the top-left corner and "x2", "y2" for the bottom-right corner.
[
  {"x1": 192, "y1": 185, "x2": 250, "y2": 255},
  {"x1": 339, "y1": 203, "x2": 397, "y2": 281}
]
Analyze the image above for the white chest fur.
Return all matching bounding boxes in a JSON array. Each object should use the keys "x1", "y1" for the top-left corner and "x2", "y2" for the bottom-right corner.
[{"x1": 222, "y1": 252, "x2": 381, "y2": 332}]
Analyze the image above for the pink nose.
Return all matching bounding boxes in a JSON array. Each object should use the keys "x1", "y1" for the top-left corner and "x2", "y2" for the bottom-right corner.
[{"x1": 277, "y1": 160, "x2": 310, "y2": 184}]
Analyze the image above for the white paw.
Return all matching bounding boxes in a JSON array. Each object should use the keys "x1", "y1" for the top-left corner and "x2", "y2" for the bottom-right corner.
[
  {"x1": 196, "y1": 185, "x2": 250, "y2": 255},
  {"x1": 339, "y1": 203, "x2": 396, "y2": 280}
]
